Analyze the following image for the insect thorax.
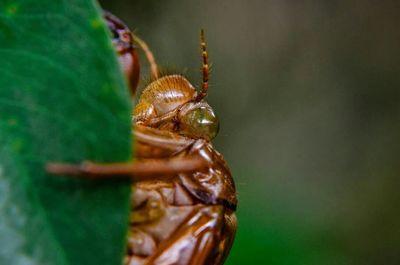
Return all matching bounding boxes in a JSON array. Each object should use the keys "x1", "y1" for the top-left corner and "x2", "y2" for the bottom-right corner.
[{"x1": 134, "y1": 75, "x2": 195, "y2": 120}]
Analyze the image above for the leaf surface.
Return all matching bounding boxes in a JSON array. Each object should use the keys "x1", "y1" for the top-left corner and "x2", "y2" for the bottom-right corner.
[{"x1": 0, "y1": 1, "x2": 132, "y2": 264}]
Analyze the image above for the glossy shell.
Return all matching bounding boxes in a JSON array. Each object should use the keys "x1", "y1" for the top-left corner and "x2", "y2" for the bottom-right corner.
[
  {"x1": 126, "y1": 126, "x2": 237, "y2": 265},
  {"x1": 134, "y1": 75, "x2": 196, "y2": 121}
]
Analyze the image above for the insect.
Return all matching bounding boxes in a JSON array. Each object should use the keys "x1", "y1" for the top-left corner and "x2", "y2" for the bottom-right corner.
[
  {"x1": 104, "y1": 11, "x2": 140, "y2": 94},
  {"x1": 47, "y1": 12, "x2": 237, "y2": 265}
]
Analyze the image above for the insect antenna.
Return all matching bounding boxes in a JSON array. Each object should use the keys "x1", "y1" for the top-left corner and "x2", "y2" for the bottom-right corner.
[
  {"x1": 132, "y1": 34, "x2": 159, "y2": 80},
  {"x1": 196, "y1": 29, "x2": 209, "y2": 102}
]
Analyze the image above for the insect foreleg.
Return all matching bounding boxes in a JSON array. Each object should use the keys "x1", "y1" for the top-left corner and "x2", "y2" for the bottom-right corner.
[
  {"x1": 46, "y1": 156, "x2": 207, "y2": 180},
  {"x1": 132, "y1": 34, "x2": 159, "y2": 80}
]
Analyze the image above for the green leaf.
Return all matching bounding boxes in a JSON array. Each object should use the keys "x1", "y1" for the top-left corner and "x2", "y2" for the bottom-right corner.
[{"x1": 0, "y1": 1, "x2": 132, "y2": 264}]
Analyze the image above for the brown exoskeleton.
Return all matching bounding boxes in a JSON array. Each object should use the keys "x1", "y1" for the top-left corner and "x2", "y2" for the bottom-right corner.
[{"x1": 47, "y1": 12, "x2": 237, "y2": 265}]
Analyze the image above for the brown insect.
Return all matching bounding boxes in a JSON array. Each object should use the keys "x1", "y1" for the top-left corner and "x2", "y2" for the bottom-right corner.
[
  {"x1": 104, "y1": 11, "x2": 140, "y2": 94},
  {"x1": 47, "y1": 12, "x2": 237, "y2": 265}
]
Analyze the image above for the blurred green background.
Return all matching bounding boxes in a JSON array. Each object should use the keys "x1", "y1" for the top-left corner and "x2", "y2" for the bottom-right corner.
[{"x1": 100, "y1": 1, "x2": 400, "y2": 264}]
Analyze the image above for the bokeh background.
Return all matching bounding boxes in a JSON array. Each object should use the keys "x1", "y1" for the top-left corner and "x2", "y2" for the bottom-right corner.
[{"x1": 100, "y1": 1, "x2": 400, "y2": 264}]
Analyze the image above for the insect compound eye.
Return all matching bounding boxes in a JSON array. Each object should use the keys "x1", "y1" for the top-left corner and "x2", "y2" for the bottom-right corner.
[{"x1": 180, "y1": 105, "x2": 219, "y2": 141}]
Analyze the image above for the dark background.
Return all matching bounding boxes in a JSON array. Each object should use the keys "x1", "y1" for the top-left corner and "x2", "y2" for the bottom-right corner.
[{"x1": 100, "y1": 1, "x2": 400, "y2": 264}]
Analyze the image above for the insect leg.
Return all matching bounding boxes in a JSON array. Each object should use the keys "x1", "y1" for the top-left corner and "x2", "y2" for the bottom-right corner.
[
  {"x1": 46, "y1": 155, "x2": 207, "y2": 181},
  {"x1": 134, "y1": 125, "x2": 199, "y2": 157},
  {"x1": 132, "y1": 34, "x2": 159, "y2": 80},
  {"x1": 46, "y1": 126, "x2": 210, "y2": 180}
]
